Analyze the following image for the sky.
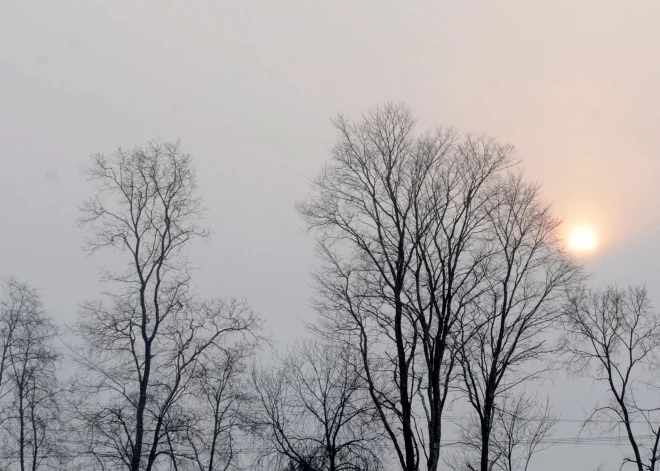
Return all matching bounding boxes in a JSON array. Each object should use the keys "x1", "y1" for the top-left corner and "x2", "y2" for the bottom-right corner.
[{"x1": 1, "y1": 2, "x2": 659, "y2": 469}]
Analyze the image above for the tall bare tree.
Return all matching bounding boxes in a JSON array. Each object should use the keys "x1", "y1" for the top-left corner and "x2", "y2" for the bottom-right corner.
[
  {"x1": 0, "y1": 278, "x2": 65, "y2": 471},
  {"x1": 72, "y1": 141, "x2": 263, "y2": 471},
  {"x1": 456, "y1": 174, "x2": 578, "y2": 471},
  {"x1": 250, "y1": 340, "x2": 384, "y2": 471},
  {"x1": 299, "y1": 103, "x2": 514, "y2": 471},
  {"x1": 563, "y1": 286, "x2": 660, "y2": 471},
  {"x1": 0, "y1": 278, "x2": 34, "y2": 404}
]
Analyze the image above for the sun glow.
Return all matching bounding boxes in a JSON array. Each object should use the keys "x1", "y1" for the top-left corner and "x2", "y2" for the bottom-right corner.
[{"x1": 569, "y1": 227, "x2": 598, "y2": 253}]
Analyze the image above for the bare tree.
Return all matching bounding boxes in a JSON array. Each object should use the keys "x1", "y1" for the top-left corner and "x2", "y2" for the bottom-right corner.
[
  {"x1": 450, "y1": 392, "x2": 559, "y2": 471},
  {"x1": 72, "y1": 141, "x2": 263, "y2": 471},
  {"x1": 250, "y1": 340, "x2": 384, "y2": 471},
  {"x1": 0, "y1": 278, "x2": 34, "y2": 404},
  {"x1": 456, "y1": 174, "x2": 579, "y2": 471},
  {"x1": 563, "y1": 286, "x2": 660, "y2": 471},
  {"x1": 490, "y1": 394, "x2": 558, "y2": 471},
  {"x1": 0, "y1": 278, "x2": 65, "y2": 471},
  {"x1": 298, "y1": 103, "x2": 514, "y2": 471},
  {"x1": 163, "y1": 341, "x2": 257, "y2": 471}
]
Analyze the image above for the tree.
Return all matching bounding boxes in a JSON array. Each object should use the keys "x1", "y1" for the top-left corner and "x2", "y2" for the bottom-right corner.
[
  {"x1": 298, "y1": 103, "x2": 514, "y2": 471},
  {"x1": 489, "y1": 394, "x2": 558, "y2": 471},
  {"x1": 0, "y1": 278, "x2": 65, "y2": 471},
  {"x1": 563, "y1": 286, "x2": 660, "y2": 471},
  {"x1": 456, "y1": 174, "x2": 579, "y2": 471},
  {"x1": 0, "y1": 278, "x2": 33, "y2": 404},
  {"x1": 250, "y1": 340, "x2": 384, "y2": 471},
  {"x1": 72, "y1": 141, "x2": 263, "y2": 471},
  {"x1": 165, "y1": 339, "x2": 258, "y2": 471},
  {"x1": 450, "y1": 392, "x2": 559, "y2": 471}
]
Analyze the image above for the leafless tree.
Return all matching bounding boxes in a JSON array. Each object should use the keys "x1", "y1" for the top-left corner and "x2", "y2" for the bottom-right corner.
[
  {"x1": 456, "y1": 174, "x2": 579, "y2": 471},
  {"x1": 563, "y1": 286, "x2": 660, "y2": 471},
  {"x1": 163, "y1": 341, "x2": 258, "y2": 471},
  {"x1": 490, "y1": 394, "x2": 558, "y2": 471},
  {"x1": 0, "y1": 278, "x2": 34, "y2": 404},
  {"x1": 298, "y1": 103, "x2": 515, "y2": 471},
  {"x1": 450, "y1": 392, "x2": 559, "y2": 471},
  {"x1": 71, "y1": 141, "x2": 263, "y2": 471},
  {"x1": 0, "y1": 278, "x2": 65, "y2": 471},
  {"x1": 250, "y1": 340, "x2": 384, "y2": 471}
]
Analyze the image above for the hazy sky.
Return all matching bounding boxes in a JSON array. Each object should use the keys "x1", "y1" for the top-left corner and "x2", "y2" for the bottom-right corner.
[{"x1": 1, "y1": 2, "x2": 659, "y2": 469}]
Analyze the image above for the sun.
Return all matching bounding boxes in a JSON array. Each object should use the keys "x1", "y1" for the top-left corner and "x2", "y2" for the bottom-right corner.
[{"x1": 569, "y1": 227, "x2": 598, "y2": 253}]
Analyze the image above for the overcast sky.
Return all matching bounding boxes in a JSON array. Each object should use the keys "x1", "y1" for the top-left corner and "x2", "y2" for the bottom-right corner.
[{"x1": 1, "y1": 2, "x2": 659, "y2": 469}]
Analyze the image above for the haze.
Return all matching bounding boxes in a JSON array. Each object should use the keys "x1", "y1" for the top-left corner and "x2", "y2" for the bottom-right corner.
[{"x1": 1, "y1": 2, "x2": 659, "y2": 470}]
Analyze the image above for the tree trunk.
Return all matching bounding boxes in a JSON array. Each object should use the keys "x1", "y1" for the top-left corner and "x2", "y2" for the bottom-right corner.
[
  {"x1": 19, "y1": 383, "x2": 25, "y2": 471},
  {"x1": 131, "y1": 342, "x2": 151, "y2": 471},
  {"x1": 395, "y1": 292, "x2": 416, "y2": 471},
  {"x1": 208, "y1": 402, "x2": 220, "y2": 471},
  {"x1": 480, "y1": 393, "x2": 494, "y2": 471},
  {"x1": 30, "y1": 390, "x2": 39, "y2": 471}
]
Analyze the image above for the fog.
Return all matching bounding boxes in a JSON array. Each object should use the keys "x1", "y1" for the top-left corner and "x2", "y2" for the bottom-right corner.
[{"x1": 1, "y1": 2, "x2": 659, "y2": 469}]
